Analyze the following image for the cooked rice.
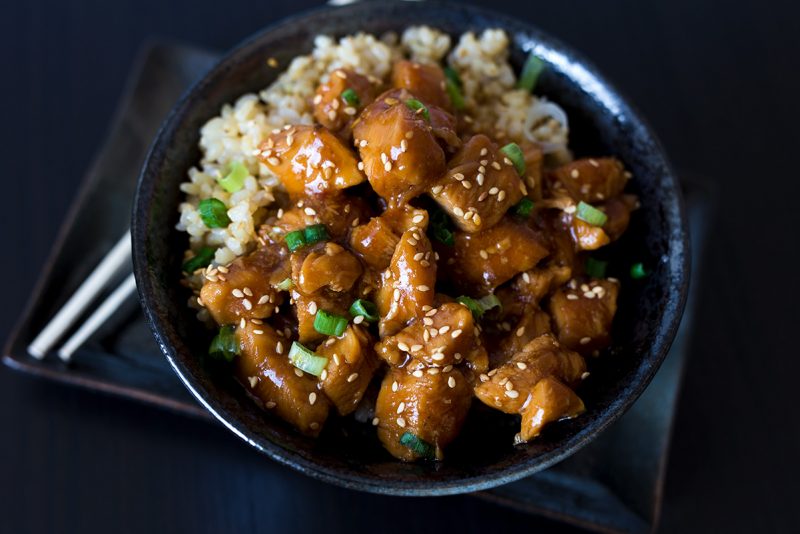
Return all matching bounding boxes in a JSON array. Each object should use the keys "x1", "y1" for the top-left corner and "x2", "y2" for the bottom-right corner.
[{"x1": 178, "y1": 26, "x2": 570, "y2": 296}]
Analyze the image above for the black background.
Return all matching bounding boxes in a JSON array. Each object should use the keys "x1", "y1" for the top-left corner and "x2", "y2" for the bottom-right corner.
[{"x1": 2, "y1": 0, "x2": 799, "y2": 532}]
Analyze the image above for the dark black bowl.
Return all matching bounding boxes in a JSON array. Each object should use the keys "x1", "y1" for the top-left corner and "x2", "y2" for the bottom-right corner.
[{"x1": 132, "y1": 0, "x2": 689, "y2": 496}]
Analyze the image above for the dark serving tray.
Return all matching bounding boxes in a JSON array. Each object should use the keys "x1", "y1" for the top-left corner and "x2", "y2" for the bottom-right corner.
[{"x1": 3, "y1": 41, "x2": 711, "y2": 534}]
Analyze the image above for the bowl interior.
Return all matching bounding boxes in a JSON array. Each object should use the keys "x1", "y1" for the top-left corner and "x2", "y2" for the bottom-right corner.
[{"x1": 132, "y1": 0, "x2": 688, "y2": 495}]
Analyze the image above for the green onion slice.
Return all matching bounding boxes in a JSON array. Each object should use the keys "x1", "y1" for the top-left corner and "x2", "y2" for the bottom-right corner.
[
  {"x1": 585, "y1": 257, "x2": 608, "y2": 279},
  {"x1": 457, "y1": 294, "x2": 502, "y2": 320},
  {"x1": 575, "y1": 201, "x2": 608, "y2": 227},
  {"x1": 198, "y1": 198, "x2": 231, "y2": 228},
  {"x1": 208, "y1": 325, "x2": 239, "y2": 362},
  {"x1": 500, "y1": 143, "x2": 526, "y2": 176},
  {"x1": 217, "y1": 161, "x2": 248, "y2": 193},
  {"x1": 288, "y1": 342, "x2": 329, "y2": 377},
  {"x1": 349, "y1": 299, "x2": 379, "y2": 322},
  {"x1": 303, "y1": 224, "x2": 330, "y2": 245},
  {"x1": 399, "y1": 432, "x2": 436, "y2": 459},
  {"x1": 182, "y1": 247, "x2": 215, "y2": 273},
  {"x1": 517, "y1": 52, "x2": 546, "y2": 92},
  {"x1": 276, "y1": 277, "x2": 293, "y2": 291},
  {"x1": 314, "y1": 309, "x2": 349, "y2": 337},
  {"x1": 444, "y1": 67, "x2": 462, "y2": 88},
  {"x1": 630, "y1": 262, "x2": 648, "y2": 279},
  {"x1": 341, "y1": 88, "x2": 360, "y2": 107},
  {"x1": 443, "y1": 69, "x2": 465, "y2": 111},
  {"x1": 284, "y1": 230, "x2": 306, "y2": 252},
  {"x1": 405, "y1": 99, "x2": 430, "y2": 121},
  {"x1": 429, "y1": 207, "x2": 455, "y2": 246},
  {"x1": 512, "y1": 198, "x2": 534, "y2": 218}
]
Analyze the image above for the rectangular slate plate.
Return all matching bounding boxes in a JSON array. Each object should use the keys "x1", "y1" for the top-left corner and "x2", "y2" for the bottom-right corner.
[{"x1": 3, "y1": 41, "x2": 711, "y2": 534}]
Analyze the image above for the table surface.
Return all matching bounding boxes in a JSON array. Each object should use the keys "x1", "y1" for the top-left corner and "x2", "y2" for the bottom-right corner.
[{"x1": 2, "y1": 0, "x2": 798, "y2": 532}]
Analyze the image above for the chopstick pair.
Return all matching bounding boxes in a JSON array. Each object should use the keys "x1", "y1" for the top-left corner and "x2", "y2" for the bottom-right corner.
[{"x1": 27, "y1": 231, "x2": 137, "y2": 362}]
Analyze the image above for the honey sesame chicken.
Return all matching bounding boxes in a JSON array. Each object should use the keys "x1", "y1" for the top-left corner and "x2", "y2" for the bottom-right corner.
[
  {"x1": 313, "y1": 68, "x2": 381, "y2": 136},
  {"x1": 391, "y1": 60, "x2": 452, "y2": 111},
  {"x1": 315, "y1": 325, "x2": 380, "y2": 415}
]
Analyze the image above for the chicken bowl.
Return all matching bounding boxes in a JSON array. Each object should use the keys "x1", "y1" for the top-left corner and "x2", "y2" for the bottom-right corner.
[{"x1": 132, "y1": 0, "x2": 688, "y2": 495}]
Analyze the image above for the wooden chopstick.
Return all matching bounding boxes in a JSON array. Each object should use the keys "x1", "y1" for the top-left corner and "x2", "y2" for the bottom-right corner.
[
  {"x1": 57, "y1": 273, "x2": 138, "y2": 361},
  {"x1": 27, "y1": 231, "x2": 132, "y2": 359}
]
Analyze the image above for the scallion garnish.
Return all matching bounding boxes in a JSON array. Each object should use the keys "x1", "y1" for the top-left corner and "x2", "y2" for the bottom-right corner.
[
  {"x1": 517, "y1": 52, "x2": 546, "y2": 92},
  {"x1": 405, "y1": 99, "x2": 430, "y2": 121},
  {"x1": 585, "y1": 257, "x2": 608, "y2": 279},
  {"x1": 314, "y1": 309, "x2": 349, "y2": 337},
  {"x1": 217, "y1": 161, "x2": 248, "y2": 193},
  {"x1": 399, "y1": 432, "x2": 436, "y2": 459},
  {"x1": 341, "y1": 88, "x2": 360, "y2": 107},
  {"x1": 288, "y1": 341, "x2": 329, "y2": 377},
  {"x1": 349, "y1": 299, "x2": 379, "y2": 322},
  {"x1": 575, "y1": 201, "x2": 608, "y2": 227},
  {"x1": 512, "y1": 198, "x2": 534, "y2": 218},
  {"x1": 444, "y1": 67, "x2": 465, "y2": 110},
  {"x1": 429, "y1": 207, "x2": 455, "y2": 246},
  {"x1": 276, "y1": 277, "x2": 293, "y2": 291},
  {"x1": 182, "y1": 247, "x2": 215, "y2": 273},
  {"x1": 457, "y1": 294, "x2": 501, "y2": 320},
  {"x1": 630, "y1": 262, "x2": 648, "y2": 279},
  {"x1": 208, "y1": 325, "x2": 239, "y2": 362},
  {"x1": 303, "y1": 224, "x2": 330, "y2": 245},
  {"x1": 284, "y1": 230, "x2": 306, "y2": 252},
  {"x1": 198, "y1": 198, "x2": 231, "y2": 228},
  {"x1": 500, "y1": 143, "x2": 526, "y2": 176}
]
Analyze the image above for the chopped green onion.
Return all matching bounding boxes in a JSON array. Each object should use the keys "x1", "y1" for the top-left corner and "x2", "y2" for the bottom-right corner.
[
  {"x1": 443, "y1": 68, "x2": 465, "y2": 111},
  {"x1": 314, "y1": 309, "x2": 349, "y2": 337},
  {"x1": 276, "y1": 277, "x2": 293, "y2": 291},
  {"x1": 630, "y1": 262, "x2": 648, "y2": 279},
  {"x1": 288, "y1": 342, "x2": 329, "y2": 377},
  {"x1": 575, "y1": 201, "x2": 608, "y2": 227},
  {"x1": 284, "y1": 230, "x2": 306, "y2": 252},
  {"x1": 405, "y1": 99, "x2": 430, "y2": 121},
  {"x1": 457, "y1": 294, "x2": 501, "y2": 320},
  {"x1": 217, "y1": 161, "x2": 248, "y2": 193},
  {"x1": 198, "y1": 198, "x2": 231, "y2": 228},
  {"x1": 512, "y1": 198, "x2": 534, "y2": 218},
  {"x1": 429, "y1": 207, "x2": 455, "y2": 246},
  {"x1": 208, "y1": 325, "x2": 239, "y2": 362},
  {"x1": 517, "y1": 52, "x2": 546, "y2": 92},
  {"x1": 303, "y1": 224, "x2": 330, "y2": 245},
  {"x1": 500, "y1": 143, "x2": 526, "y2": 176},
  {"x1": 182, "y1": 247, "x2": 215, "y2": 273},
  {"x1": 349, "y1": 299, "x2": 379, "y2": 322},
  {"x1": 341, "y1": 88, "x2": 360, "y2": 107},
  {"x1": 585, "y1": 257, "x2": 608, "y2": 278},
  {"x1": 399, "y1": 432, "x2": 436, "y2": 459}
]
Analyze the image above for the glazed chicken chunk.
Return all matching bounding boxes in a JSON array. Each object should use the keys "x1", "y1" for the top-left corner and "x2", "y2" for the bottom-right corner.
[
  {"x1": 391, "y1": 60, "x2": 451, "y2": 111},
  {"x1": 315, "y1": 325, "x2": 379, "y2": 416},
  {"x1": 313, "y1": 68, "x2": 381, "y2": 135},
  {"x1": 549, "y1": 279, "x2": 619, "y2": 354},
  {"x1": 551, "y1": 157, "x2": 629, "y2": 203},
  {"x1": 519, "y1": 376, "x2": 585, "y2": 442}
]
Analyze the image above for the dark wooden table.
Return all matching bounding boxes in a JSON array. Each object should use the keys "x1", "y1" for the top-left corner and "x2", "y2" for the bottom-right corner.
[{"x1": 2, "y1": 0, "x2": 798, "y2": 532}]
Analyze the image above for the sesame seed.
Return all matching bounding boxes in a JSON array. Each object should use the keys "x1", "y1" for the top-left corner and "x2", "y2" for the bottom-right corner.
[
  {"x1": 294, "y1": 368, "x2": 304, "y2": 377},
  {"x1": 522, "y1": 272, "x2": 531, "y2": 283},
  {"x1": 566, "y1": 294, "x2": 579, "y2": 300},
  {"x1": 462, "y1": 180, "x2": 472, "y2": 189},
  {"x1": 479, "y1": 250, "x2": 489, "y2": 260},
  {"x1": 499, "y1": 377, "x2": 509, "y2": 386},
  {"x1": 232, "y1": 288, "x2": 244, "y2": 298},
  {"x1": 393, "y1": 288, "x2": 401, "y2": 302},
  {"x1": 438, "y1": 325, "x2": 450, "y2": 334},
  {"x1": 580, "y1": 337, "x2": 592, "y2": 345},
  {"x1": 505, "y1": 381, "x2": 514, "y2": 391},
  {"x1": 417, "y1": 285, "x2": 430, "y2": 292},
  {"x1": 488, "y1": 369, "x2": 497, "y2": 377},
  {"x1": 313, "y1": 94, "x2": 322, "y2": 104},
  {"x1": 335, "y1": 70, "x2": 347, "y2": 79},
  {"x1": 243, "y1": 287, "x2": 253, "y2": 297},
  {"x1": 240, "y1": 318, "x2": 246, "y2": 329},
  {"x1": 344, "y1": 106, "x2": 357, "y2": 115},
  {"x1": 397, "y1": 402, "x2": 405, "y2": 414},
  {"x1": 505, "y1": 390, "x2": 520, "y2": 398},
  {"x1": 589, "y1": 159, "x2": 599, "y2": 167},
  {"x1": 397, "y1": 342, "x2": 410, "y2": 352},
  {"x1": 347, "y1": 372, "x2": 359, "y2": 383},
  {"x1": 405, "y1": 130, "x2": 414, "y2": 139},
  {"x1": 516, "y1": 362, "x2": 527, "y2": 370},
  {"x1": 410, "y1": 344, "x2": 423, "y2": 352},
  {"x1": 431, "y1": 185, "x2": 443, "y2": 194},
  {"x1": 242, "y1": 299, "x2": 252, "y2": 310},
  {"x1": 266, "y1": 401, "x2": 276, "y2": 409},
  {"x1": 489, "y1": 187, "x2": 499, "y2": 195},
  {"x1": 451, "y1": 329, "x2": 462, "y2": 339},
  {"x1": 407, "y1": 238, "x2": 418, "y2": 246},
  {"x1": 570, "y1": 169, "x2": 580, "y2": 178},
  {"x1": 423, "y1": 330, "x2": 430, "y2": 342},
  {"x1": 423, "y1": 317, "x2": 433, "y2": 326},
  {"x1": 516, "y1": 326, "x2": 525, "y2": 337},
  {"x1": 476, "y1": 174, "x2": 485, "y2": 186},
  {"x1": 333, "y1": 354, "x2": 341, "y2": 365},
  {"x1": 248, "y1": 376, "x2": 258, "y2": 388},
  {"x1": 320, "y1": 369, "x2": 328, "y2": 381},
  {"x1": 497, "y1": 191, "x2": 507, "y2": 201},
  {"x1": 504, "y1": 157, "x2": 513, "y2": 166},
  {"x1": 448, "y1": 376, "x2": 456, "y2": 388},
  {"x1": 412, "y1": 214, "x2": 425, "y2": 224},
  {"x1": 267, "y1": 57, "x2": 278, "y2": 67},
  {"x1": 432, "y1": 353, "x2": 445, "y2": 361},
  {"x1": 397, "y1": 417, "x2": 406, "y2": 428},
  {"x1": 392, "y1": 381, "x2": 398, "y2": 392},
  {"x1": 492, "y1": 161, "x2": 502, "y2": 170},
  {"x1": 310, "y1": 422, "x2": 320, "y2": 430},
  {"x1": 327, "y1": 110, "x2": 337, "y2": 121},
  {"x1": 453, "y1": 173, "x2": 465, "y2": 181},
  {"x1": 480, "y1": 148, "x2": 488, "y2": 156},
  {"x1": 253, "y1": 329, "x2": 264, "y2": 335},
  {"x1": 258, "y1": 295, "x2": 269, "y2": 305},
  {"x1": 478, "y1": 192, "x2": 488, "y2": 201},
  {"x1": 581, "y1": 372, "x2": 591, "y2": 379},
  {"x1": 413, "y1": 369, "x2": 424, "y2": 378},
  {"x1": 372, "y1": 417, "x2": 380, "y2": 426},
  {"x1": 479, "y1": 373, "x2": 489, "y2": 382},
  {"x1": 584, "y1": 292, "x2": 596, "y2": 299},
  {"x1": 428, "y1": 368, "x2": 440, "y2": 375},
  {"x1": 309, "y1": 392, "x2": 317, "y2": 405},
  {"x1": 443, "y1": 365, "x2": 453, "y2": 373},
  {"x1": 353, "y1": 315, "x2": 364, "y2": 325}
]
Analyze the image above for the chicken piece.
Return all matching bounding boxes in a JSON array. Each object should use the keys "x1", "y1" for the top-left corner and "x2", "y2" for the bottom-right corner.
[
  {"x1": 602, "y1": 194, "x2": 638, "y2": 241},
  {"x1": 491, "y1": 305, "x2": 552, "y2": 367},
  {"x1": 266, "y1": 194, "x2": 371, "y2": 242},
  {"x1": 200, "y1": 246, "x2": 288, "y2": 325},
  {"x1": 375, "y1": 366, "x2": 472, "y2": 461},
  {"x1": 234, "y1": 322, "x2": 329, "y2": 436},
  {"x1": 474, "y1": 334, "x2": 586, "y2": 414},
  {"x1": 549, "y1": 279, "x2": 619, "y2": 354},
  {"x1": 353, "y1": 88, "x2": 459, "y2": 205},
  {"x1": 375, "y1": 302, "x2": 476, "y2": 368},
  {"x1": 570, "y1": 217, "x2": 611, "y2": 251},
  {"x1": 376, "y1": 229, "x2": 437, "y2": 337},
  {"x1": 349, "y1": 205, "x2": 429, "y2": 271},
  {"x1": 428, "y1": 135, "x2": 524, "y2": 233},
  {"x1": 315, "y1": 325, "x2": 379, "y2": 416},
  {"x1": 518, "y1": 376, "x2": 585, "y2": 442},
  {"x1": 551, "y1": 157, "x2": 628, "y2": 203},
  {"x1": 519, "y1": 140, "x2": 545, "y2": 201},
  {"x1": 438, "y1": 217, "x2": 549, "y2": 294},
  {"x1": 462, "y1": 344, "x2": 490, "y2": 387},
  {"x1": 512, "y1": 265, "x2": 573, "y2": 305},
  {"x1": 258, "y1": 125, "x2": 366, "y2": 198},
  {"x1": 391, "y1": 60, "x2": 450, "y2": 111},
  {"x1": 296, "y1": 242, "x2": 362, "y2": 294},
  {"x1": 532, "y1": 208, "x2": 577, "y2": 268},
  {"x1": 313, "y1": 68, "x2": 380, "y2": 135}
]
